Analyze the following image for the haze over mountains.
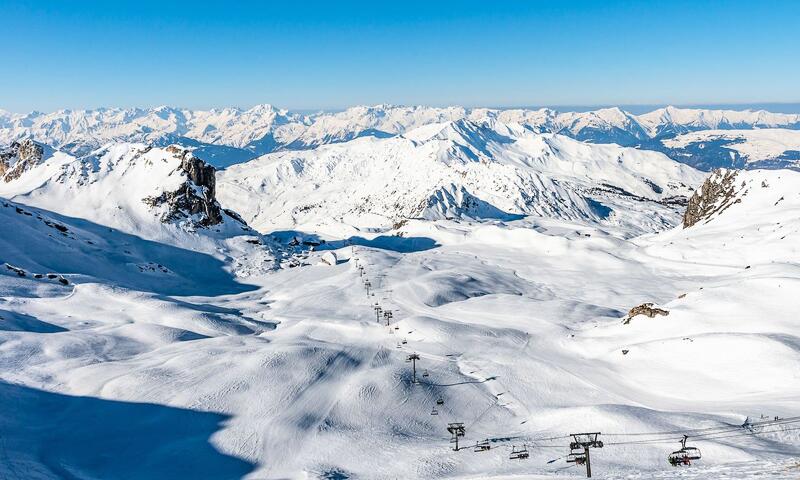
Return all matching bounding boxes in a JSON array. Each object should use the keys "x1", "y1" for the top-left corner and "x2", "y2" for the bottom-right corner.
[{"x1": 3, "y1": 104, "x2": 800, "y2": 170}]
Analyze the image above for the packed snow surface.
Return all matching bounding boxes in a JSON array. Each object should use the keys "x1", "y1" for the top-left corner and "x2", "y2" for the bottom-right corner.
[{"x1": 1, "y1": 137, "x2": 799, "y2": 479}]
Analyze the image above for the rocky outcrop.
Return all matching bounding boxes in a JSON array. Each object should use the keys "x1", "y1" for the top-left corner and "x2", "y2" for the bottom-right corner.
[
  {"x1": 623, "y1": 303, "x2": 669, "y2": 324},
  {"x1": 682, "y1": 169, "x2": 740, "y2": 228},
  {"x1": 1, "y1": 139, "x2": 45, "y2": 182},
  {"x1": 143, "y1": 146, "x2": 224, "y2": 227}
]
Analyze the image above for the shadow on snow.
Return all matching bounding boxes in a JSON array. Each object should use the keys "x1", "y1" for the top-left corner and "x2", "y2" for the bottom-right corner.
[
  {"x1": 269, "y1": 230, "x2": 440, "y2": 254},
  {"x1": 0, "y1": 381, "x2": 255, "y2": 480},
  {"x1": 0, "y1": 200, "x2": 257, "y2": 297}
]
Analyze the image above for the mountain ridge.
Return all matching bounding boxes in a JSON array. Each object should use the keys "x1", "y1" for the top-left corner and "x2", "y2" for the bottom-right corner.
[{"x1": 4, "y1": 104, "x2": 799, "y2": 170}]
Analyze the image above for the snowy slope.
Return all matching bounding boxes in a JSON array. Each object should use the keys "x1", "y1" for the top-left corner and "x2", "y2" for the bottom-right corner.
[
  {"x1": 660, "y1": 129, "x2": 800, "y2": 170},
  {"x1": 218, "y1": 118, "x2": 704, "y2": 235},
  {"x1": 0, "y1": 142, "x2": 279, "y2": 279},
  {"x1": 2, "y1": 167, "x2": 799, "y2": 479}
]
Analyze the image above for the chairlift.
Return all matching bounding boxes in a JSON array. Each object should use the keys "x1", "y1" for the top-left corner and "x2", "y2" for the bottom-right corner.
[
  {"x1": 474, "y1": 439, "x2": 491, "y2": 452},
  {"x1": 436, "y1": 398, "x2": 444, "y2": 405},
  {"x1": 567, "y1": 451, "x2": 586, "y2": 465},
  {"x1": 422, "y1": 370, "x2": 429, "y2": 378},
  {"x1": 668, "y1": 436, "x2": 701, "y2": 467},
  {"x1": 401, "y1": 339, "x2": 407, "y2": 344},
  {"x1": 431, "y1": 407, "x2": 438, "y2": 416},
  {"x1": 509, "y1": 444, "x2": 529, "y2": 460}
]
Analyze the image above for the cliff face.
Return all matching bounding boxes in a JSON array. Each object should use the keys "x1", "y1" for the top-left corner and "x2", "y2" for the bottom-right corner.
[
  {"x1": 682, "y1": 169, "x2": 741, "y2": 228},
  {"x1": 143, "y1": 146, "x2": 224, "y2": 227},
  {"x1": 0, "y1": 139, "x2": 46, "y2": 182}
]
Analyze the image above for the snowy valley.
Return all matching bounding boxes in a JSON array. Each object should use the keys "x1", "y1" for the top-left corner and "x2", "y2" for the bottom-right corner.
[{"x1": 1, "y1": 107, "x2": 799, "y2": 480}]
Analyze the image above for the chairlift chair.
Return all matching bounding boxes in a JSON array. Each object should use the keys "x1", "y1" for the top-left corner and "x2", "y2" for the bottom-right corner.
[
  {"x1": 431, "y1": 407, "x2": 438, "y2": 416},
  {"x1": 436, "y1": 398, "x2": 444, "y2": 405},
  {"x1": 567, "y1": 451, "x2": 586, "y2": 465},
  {"x1": 474, "y1": 439, "x2": 491, "y2": 452},
  {"x1": 668, "y1": 436, "x2": 701, "y2": 466},
  {"x1": 401, "y1": 339, "x2": 407, "y2": 344},
  {"x1": 509, "y1": 445, "x2": 529, "y2": 460},
  {"x1": 422, "y1": 370, "x2": 429, "y2": 377}
]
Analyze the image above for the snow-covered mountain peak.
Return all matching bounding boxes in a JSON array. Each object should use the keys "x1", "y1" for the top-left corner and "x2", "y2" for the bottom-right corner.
[
  {"x1": 4, "y1": 104, "x2": 800, "y2": 172},
  {"x1": 218, "y1": 119, "x2": 704, "y2": 234}
]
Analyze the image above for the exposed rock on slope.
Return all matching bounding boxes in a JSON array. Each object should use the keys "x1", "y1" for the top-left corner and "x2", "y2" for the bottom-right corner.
[
  {"x1": 623, "y1": 303, "x2": 670, "y2": 324},
  {"x1": 0, "y1": 139, "x2": 46, "y2": 181},
  {"x1": 0, "y1": 142, "x2": 254, "y2": 244},
  {"x1": 683, "y1": 169, "x2": 740, "y2": 228},
  {"x1": 143, "y1": 146, "x2": 223, "y2": 226}
]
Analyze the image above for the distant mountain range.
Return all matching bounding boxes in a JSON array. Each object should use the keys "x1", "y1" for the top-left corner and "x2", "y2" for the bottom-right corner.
[{"x1": 3, "y1": 105, "x2": 799, "y2": 170}]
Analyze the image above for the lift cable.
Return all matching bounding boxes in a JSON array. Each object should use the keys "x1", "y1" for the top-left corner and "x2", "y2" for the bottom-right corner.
[
  {"x1": 601, "y1": 415, "x2": 800, "y2": 438},
  {"x1": 604, "y1": 423, "x2": 800, "y2": 446},
  {"x1": 602, "y1": 418, "x2": 800, "y2": 446}
]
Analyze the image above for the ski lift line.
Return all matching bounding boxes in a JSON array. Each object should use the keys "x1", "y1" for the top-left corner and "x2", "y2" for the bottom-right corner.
[
  {"x1": 605, "y1": 424, "x2": 800, "y2": 446},
  {"x1": 691, "y1": 417, "x2": 800, "y2": 436},
  {"x1": 471, "y1": 420, "x2": 800, "y2": 456},
  {"x1": 601, "y1": 416, "x2": 800, "y2": 438},
  {"x1": 689, "y1": 425, "x2": 800, "y2": 442},
  {"x1": 610, "y1": 419, "x2": 800, "y2": 445}
]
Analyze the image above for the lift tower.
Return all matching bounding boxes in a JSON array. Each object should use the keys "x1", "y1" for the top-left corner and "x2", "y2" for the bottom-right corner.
[
  {"x1": 406, "y1": 353, "x2": 420, "y2": 383},
  {"x1": 447, "y1": 423, "x2": 466, "y2": 451},
  {"x1": 568, "y1": 432, "x2": 603, "y2": 478}
]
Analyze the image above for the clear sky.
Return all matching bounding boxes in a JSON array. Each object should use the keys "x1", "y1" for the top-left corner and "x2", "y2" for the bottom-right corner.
[{"x1": 2, "y1": 0, "x2": 799, "y2": 112}]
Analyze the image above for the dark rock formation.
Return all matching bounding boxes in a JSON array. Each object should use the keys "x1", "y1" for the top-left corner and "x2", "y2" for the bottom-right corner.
[
  {"x1": 143, "y1": 146, "x2": 224, "y2": 227},
  {"x1": 623, "y1": 303, "x2": 669, "y2": 324},
  {"x1": 1, "y1": 139, "x2": 46, "y2": 182},
  {"x1": 682, "y1": 169, "x2": 740, "y2": 228}
]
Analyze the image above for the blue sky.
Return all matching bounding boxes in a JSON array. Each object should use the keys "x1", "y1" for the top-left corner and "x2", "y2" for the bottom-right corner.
[{"x1": 1, "y1": 0, "x2": 798, "y2": 112}]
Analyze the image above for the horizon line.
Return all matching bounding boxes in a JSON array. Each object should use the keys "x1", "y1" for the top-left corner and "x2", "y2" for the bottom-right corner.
[{"x1": 3, "y1": 101, "x2": 800, "y2": 116}]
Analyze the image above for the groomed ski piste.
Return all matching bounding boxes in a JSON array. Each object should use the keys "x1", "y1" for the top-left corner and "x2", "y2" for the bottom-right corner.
[{"x1": 1, "y1": 131, "x2": 799, "y2": 479}]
